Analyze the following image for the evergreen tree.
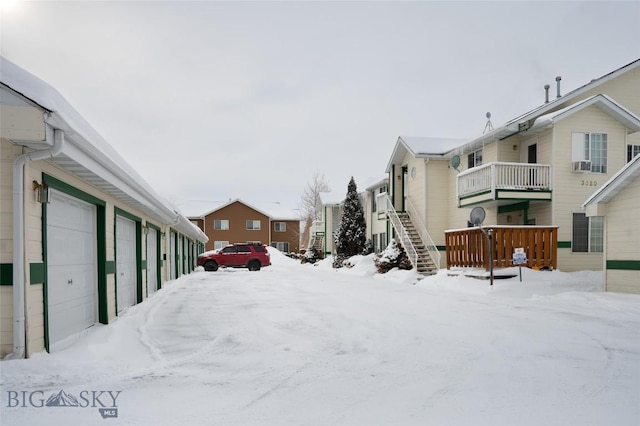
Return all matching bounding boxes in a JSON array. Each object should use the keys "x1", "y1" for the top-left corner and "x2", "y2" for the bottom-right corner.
[{"x1": 334, "y1": 177, "x2": 367, "y2": 267}]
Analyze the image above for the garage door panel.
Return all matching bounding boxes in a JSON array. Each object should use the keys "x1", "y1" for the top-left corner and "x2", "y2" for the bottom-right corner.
[
  {"x1": 47, "y1": 227, "x2": 96, "y2": 266},
  {"x1": 116, "y1": 216, "x2": 137, "y2": 312},
  {"x1": 47, "y1": 189, "x2": 97, "y2": 349}
]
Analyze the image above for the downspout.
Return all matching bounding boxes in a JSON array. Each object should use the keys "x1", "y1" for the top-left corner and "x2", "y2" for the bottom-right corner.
[{"x1": 7, "y1": 128, "x2": 64, "y2": 360}]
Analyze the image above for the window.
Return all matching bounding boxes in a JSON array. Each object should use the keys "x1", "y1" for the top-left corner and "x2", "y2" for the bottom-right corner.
[
  {"x1": 572, "y1": 132, "x2": 607, "y2": 173},
  {"x1": 272, "y1": 242, "x2": 289, "y2": 252},
  {"x1": 628, "y1": 145, "x2": 640, "y2": 162},
  {"x1": 214, "y1": 241, "x2": 229, "y2": 250},
  {"x1": 274, "y1": 222, "x2": 286, "y2": 232},
  {"x1": 468, "y1": 149, "x2": 482, "y2": 168},
  {"x1": 236, "y1": 245, "x2": 251, "y2": 253},
  {"x1": 246, "y1": 220, "x2": 261, "y2": 230},
  {"x1": 214, "y1": 220, "x2": 229, "y2": 230},
  {"x1": 572, "y1": 213, "x2": 603, "y2": 253}
]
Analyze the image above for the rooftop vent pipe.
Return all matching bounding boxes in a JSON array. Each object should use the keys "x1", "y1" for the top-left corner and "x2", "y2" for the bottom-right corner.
[
  {"x1": 544, "y1": 84, "x2": 550, "y2": 103},
  {"x1": 556, "y1": 76, "x2": 562, "y2": 98}
]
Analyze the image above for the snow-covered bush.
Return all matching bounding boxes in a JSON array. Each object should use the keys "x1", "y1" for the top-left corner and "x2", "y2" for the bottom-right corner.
[
  {"x1": 374, "y1": 240, "x2": 413, "y2": 273},
  {"x1": 362, "y1": 239, "x2": 373, "y2": 255},
  {"x1": 301, "y1": 246, "x2": 321, "y2": 264}
]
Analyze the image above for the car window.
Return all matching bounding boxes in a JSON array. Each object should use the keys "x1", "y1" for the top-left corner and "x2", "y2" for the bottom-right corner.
[
  {"x1": 237, "y1": 245, "x2": 251, "y2": 253},
  {"x1": 221, "y1": 246, "x2": 236, "y2": 254},
  {"x1": 253, "y1": 245, "x2": 266, "y2": 253}
]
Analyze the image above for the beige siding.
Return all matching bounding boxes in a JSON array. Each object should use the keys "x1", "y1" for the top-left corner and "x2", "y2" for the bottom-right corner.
[
  {"x1": 0, "y1": 140, "x2": 20, "y2": 262},
  {"x1": 26, "y1": 284, "x2": 45, "y2": 354},
  {"x1": 605, "y1": 177, "x2": 640, "y2": 260},
  {"x1": 425, "y1": 160, "x2": 449, "y2": 241},
  {"x1": 107, "y1": 278, "x2": 117, "y2": 322},
  {"x1": 550, "y1": 106, "x2": 628, "y2": 271},
  {"x1": 606, "y1": 270, "x2": 640, "y2": 294},
  {"x1": 0, "y1": 105, "x2": 46, "y2": 141},
  {"x1": 577, "y1": 66, "x2": 640, "y2": 147},
  {"x1": 604, "y1": 176, "x2": 640, "y2": 293}
]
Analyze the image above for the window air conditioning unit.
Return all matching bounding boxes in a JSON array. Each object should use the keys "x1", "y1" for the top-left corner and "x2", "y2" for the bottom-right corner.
[{"x1": 573, "y1": 160, "x2": 592, "y2": 172}]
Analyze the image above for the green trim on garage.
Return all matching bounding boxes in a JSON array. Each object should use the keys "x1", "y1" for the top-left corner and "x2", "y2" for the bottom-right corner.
[
  {"x1": 29, "y1": 263, "x2": 45, "y2": 284},
  {"x1": 42, "y1": 174, "x2": 109, "y2": 353},
  {"x1": 607, "y1": 260, "x2": 640, "y2": 270},
  {"x1": 557, "y1": 241, "x2": 572, "y2": 249},
  {"x1": 0, "y1": 263, "x2": 12, "y2": 285}
]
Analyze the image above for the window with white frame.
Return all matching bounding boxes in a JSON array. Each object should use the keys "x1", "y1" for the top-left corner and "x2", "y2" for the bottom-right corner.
[
  {"x1": 572, "y1": 213, "x2": 603, "y2": 253},
  {"x1": 572, "y1": 132, "x2": 608, "y2": 173},
  {"x1": 271, "y1": 242, "x2": 289, "y2": 252},
  {"x1": 214, "y1": 241, "x2": 229, "y2": 250},
  {"x1": 468, "y1": 149, "x2": 482, "y2": 169},
  {"x1": 246, "y1": 220, "x2": 261, "y2": 230},
  {"x1": 214, "y1": 219, "x2": 229, "y2": 230},
  {"x1": 628, "y1": 144, "x2": 640, "y2": 162},
  {"x1": 274, "y1": 222, "x2": 286, "y2": 232}
]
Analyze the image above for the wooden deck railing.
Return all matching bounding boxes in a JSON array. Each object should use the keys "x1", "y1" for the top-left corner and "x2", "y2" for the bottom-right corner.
[{"x1": 445, "y1": 226, "x2": 558, "y2": 270}]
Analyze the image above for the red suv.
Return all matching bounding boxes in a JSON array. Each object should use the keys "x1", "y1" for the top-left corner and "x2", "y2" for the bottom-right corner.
[{"x1": 198, "y1": 243, "x2": 271, "y2": 272}]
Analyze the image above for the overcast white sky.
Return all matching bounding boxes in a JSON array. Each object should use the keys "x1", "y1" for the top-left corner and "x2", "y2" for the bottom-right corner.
[{"x1": 1, "y1": 1, "x2": 639, "y2": 217}]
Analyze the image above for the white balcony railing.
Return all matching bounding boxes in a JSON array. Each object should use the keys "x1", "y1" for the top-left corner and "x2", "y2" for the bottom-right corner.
[{"x1": 457, "y1": 162, "x2": 551, "y2": 198}]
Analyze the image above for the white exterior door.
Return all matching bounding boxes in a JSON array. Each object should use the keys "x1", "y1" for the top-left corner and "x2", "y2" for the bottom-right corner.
[
  {"x1": 146, "y1": 228, "x2": 158, "y2": 296},
  {"x1": 116, "y1": 215, "x2": 136, "y2": 313},
  {"x1": 47, "y1": 189, "x2": 97, "y2": 350}
]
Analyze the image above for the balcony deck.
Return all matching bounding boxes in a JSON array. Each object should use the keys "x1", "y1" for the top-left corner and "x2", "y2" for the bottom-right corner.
[{"x1": 457, "y1": 162, "x2": 552, "y2": 207}]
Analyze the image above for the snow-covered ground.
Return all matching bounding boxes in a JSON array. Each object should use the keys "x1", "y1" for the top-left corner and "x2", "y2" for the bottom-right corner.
[{"x1": 2, "y1": 249, "x2": 639, "y2": 426}]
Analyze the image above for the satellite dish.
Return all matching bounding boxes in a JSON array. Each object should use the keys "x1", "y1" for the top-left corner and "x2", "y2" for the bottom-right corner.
[
  {"x1": 470, "y1": 206, "x2": 486, "y2": 226},
  {"x1": 451, "y1": 155, "x2": 461, "y2": 171}
]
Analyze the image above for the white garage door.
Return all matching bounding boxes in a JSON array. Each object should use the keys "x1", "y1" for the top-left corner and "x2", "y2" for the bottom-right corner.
[
  {"x1": 116, "y1": 215, "x2": 137, "y2": 313},
  {"x1": 146, "y1": 228, "x2": 158, "y2": 296},
  {"x1": 47, "y1": 189, "x2": 97, "y2": 351}
]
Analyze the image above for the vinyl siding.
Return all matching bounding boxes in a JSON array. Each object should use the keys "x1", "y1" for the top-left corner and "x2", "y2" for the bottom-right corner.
[
  {"x1": 604, "y1": 177, "x2": 640, "y2": 294},
  {"x1": 551, "y1": 106, "x2": 627, "y2": 271},
  {"x1": 426, "y1": 160, "x2": 451, "y2": 268}
]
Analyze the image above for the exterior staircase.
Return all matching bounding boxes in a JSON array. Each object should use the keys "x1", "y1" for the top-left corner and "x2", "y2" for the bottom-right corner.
[
  {"x1": 309, "y1": 234, "x2": 324, "y2": 257},
  {"x1": 397, "y1": 212, "x2": 438, "y2": 275}
]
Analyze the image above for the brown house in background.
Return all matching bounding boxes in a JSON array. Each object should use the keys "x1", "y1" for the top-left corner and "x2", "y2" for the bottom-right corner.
[{"x1": 189, "y1": 199, "x2": 301, "y2": 253}]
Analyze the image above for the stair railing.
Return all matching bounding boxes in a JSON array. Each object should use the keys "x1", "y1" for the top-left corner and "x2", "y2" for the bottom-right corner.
[
  {"x1": 405, "y1": 197, "x2": 441, "y2": 270},
  {"x1": 383, "y1": 194, "x2": 419, "y2": 270}
]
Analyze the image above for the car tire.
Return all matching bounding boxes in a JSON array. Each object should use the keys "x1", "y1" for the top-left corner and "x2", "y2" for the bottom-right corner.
[
  {"x1": 204, "y1": 260, "x2": 219, "y2": 271},
  {"x1": 248, "y1": 260, "x2": 261, "y2": 271}
]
